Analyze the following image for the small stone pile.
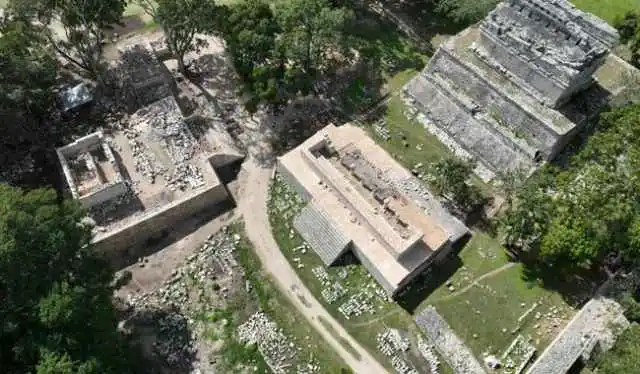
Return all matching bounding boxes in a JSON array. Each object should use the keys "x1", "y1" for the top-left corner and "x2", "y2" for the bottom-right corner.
[
  {"x1": 237, "y1": 312, "x2": 319, "y2": 374},
  {"x1": 338, "y1": 291, "x2": 376, "y2": 319},
  {"x1": 377, "y1": 329, "x2": 418, "y2": 374},
  {"x1": 373, "y1": 120, "x2": 391, "y2": 141},
  {"x1": 417, "y1": 337, "x2": 440, "y2": 374}
]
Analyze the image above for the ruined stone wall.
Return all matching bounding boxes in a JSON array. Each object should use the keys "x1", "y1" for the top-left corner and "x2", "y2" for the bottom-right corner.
[
  {"x1": 94, "y1": 183, "x2": 228, "y2": 266},
  {"x1": 79, "y1": 181, "x2": 128, "y2": 209}
]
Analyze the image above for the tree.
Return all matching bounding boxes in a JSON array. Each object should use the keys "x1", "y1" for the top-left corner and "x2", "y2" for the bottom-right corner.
[
  {"x1": 429, "y1": 157, "x2": 487, "y2": 212},
  {"x1": 10, "y1": 0, "x2": 126, "y2": 76},
  {"x1": 222, "y1": 0, "x2": 284, "y2": 111},
  {"x1": 500, "y1": 182, "x2": 555, "y2": 252},
  {"x1": 435, "y1": 0, "x2": 498, "y2": 23},
  {"x1": 614, "y1": 11, "x2": 640, "y2": 68},
  {"x1": 0, "y1": 185, "x2": 134, "y2": 373},
  {"x1": 147, "y1": 0, "x2": 217, "y2": 74},
  {"x1": 0, "y1": 19, "x2": 58, "y2": 182},
  {"x1": 596, "y1": 324, "x2": 640, "y2": 374},
  {"x1": 277, "y1": 0, "x2": 354, "y2": 95}
]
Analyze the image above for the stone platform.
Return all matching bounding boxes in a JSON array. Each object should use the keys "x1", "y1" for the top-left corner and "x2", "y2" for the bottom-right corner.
[{"x1": 403, "y1": 0, "x2": 636, "y2": 181}]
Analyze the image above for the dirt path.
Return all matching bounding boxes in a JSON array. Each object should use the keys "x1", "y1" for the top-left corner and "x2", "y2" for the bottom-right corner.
[
  {"x1": 433, "y1": 262, "x2": 517, "y2": 303},
  {"x1": 236, "y1": 159, "x2": 390, "y2": 374}
]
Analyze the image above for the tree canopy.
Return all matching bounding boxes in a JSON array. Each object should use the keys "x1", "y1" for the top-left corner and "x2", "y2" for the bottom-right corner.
[
  {"x1": 218, "y1": 0, "x2": 355, "y2": 111},
  {"x1": 501, "y1": 105, "x2": 640, "y2": 272},
  {"x1": 0, "y1": 19, "x2": 58, "y2": 182},
  {"x1": 435, "y1": 0, "x2": 498, "y2": 23},
  {"x1": 9, "y1": 0, "x2": 126, "y2": 76},
  {"x1": 0, "y1": 185, "x2": 134, "y2": 373},
  {"x1": 428, "y1": 157, "x2": 487, "y2": 214},
  {"x1": 614, "y1": 11, "x2": 640, "y2": 68},
  {"x1": 149, "y1": 0, "x2": 217, "y2": 73}
]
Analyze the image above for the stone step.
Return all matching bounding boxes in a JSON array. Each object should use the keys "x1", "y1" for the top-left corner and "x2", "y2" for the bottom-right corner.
[
  {"x1": 405, "y1": 74, "x2": 534, "y2": 174},
  {"x1": 429, "y1": 46, "x2": 562, "y2": 157},
  {"x1": 423, "y1": 71, "x2": 541, "y2": 161},
  {"x1": 293, "y1": 204, "x2": 350, "y2": 266}
]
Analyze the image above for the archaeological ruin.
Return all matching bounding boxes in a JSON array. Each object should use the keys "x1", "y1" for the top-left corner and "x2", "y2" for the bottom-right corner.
[
  {"x1": 277, "y1": 124, "x2": 469, "y2": 296},
  {"x1": 404, "y1": 0, "x2": 637, "y2": 181},
  {"x1": 58, "y1": 42, "x2": 244, "y2": 264}
]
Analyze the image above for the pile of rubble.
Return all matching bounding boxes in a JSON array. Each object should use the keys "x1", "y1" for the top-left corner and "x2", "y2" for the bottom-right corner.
[
  {"x1": 238, "y1": 312, "x2": 319, "y2": 374},
  {"x1": 500, "y1": 335, "x2": 536, "y2": 374},
  {"x1": 338, "y1": 291, "x2": 376, "y2": 319},
  {"x1": 123, "y1": 230, "x2": 240, "y2": 368},
  {"x1": 376, "y1": 329, "x2": 418, "y2": 374},
  {"x1": 373, "y1": 119, "x2": 391, "y2": 141},
  {"x1": 415, "y1": 307, "x2": 485, "y2": 374},
  {"x1": 417, "y1": 337, "x2": 440, "y2": 374}
]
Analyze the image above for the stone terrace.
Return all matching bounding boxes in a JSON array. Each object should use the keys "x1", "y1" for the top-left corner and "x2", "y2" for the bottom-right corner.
[{"x1": 403, "y1": 0, "x2": 636, "y2": 181}]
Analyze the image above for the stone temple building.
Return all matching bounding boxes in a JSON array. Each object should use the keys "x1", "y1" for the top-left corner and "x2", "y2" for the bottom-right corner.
[
  {"x1": 278, "y1": 124, "x2": 469, "y2": 296},
  {"x1": 404, "y1": 0, "x2": 632, "y2": 181}
]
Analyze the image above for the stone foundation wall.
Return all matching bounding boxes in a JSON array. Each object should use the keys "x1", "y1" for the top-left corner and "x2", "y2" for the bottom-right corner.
[
  {"x1": 79, "y1": 181, "x2": 128, "y2": 208},
  {"x1": 94, "y1": 183, "x2": 228, "y2": 266}
]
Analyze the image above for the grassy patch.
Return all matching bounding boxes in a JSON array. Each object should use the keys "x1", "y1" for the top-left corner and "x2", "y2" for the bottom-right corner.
[
  {"x1": 363, "y1": 96, "x2": 494, "y2": 196},
  {"x1": 570, "y1": 0, "x2": 640, "y2": 23},
  {"x1": 422, "y1": 233, "x2": 575, "y2": 359}
]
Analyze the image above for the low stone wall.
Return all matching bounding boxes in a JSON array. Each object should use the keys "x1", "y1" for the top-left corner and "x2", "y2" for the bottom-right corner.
[{"x1": 93, "y1": 183, "x2": 228, "y2": 266}]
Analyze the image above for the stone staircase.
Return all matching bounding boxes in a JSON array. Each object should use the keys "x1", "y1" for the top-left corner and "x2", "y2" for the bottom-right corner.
[
  {"x1": 405, "y1": 73, "x2": 535, "y2": 175},
  {"x1": 293, "y1": 204, "x2": 351, "y2": 266}
]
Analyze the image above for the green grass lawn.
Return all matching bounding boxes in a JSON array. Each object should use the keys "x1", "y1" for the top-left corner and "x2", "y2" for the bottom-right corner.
[
  {"x1": 425, "y1": 233, "x2": 576, "y2": 358},
  {"x1": 570, "y1": 0, "x2": 640, "y2": 23}
]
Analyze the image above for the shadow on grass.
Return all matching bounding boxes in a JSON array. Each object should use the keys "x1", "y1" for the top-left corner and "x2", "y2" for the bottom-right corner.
[
  {"x1": 395, "y1": 234, "x2": 471, "y2": 313},
  {"x1": 517, "y1": 253, "x2": 605, "y2": 309}
]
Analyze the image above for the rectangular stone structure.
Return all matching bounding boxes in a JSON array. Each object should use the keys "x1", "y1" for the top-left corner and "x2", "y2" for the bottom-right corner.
[
  {"x1": 278, "y1": 124, "x2": 469, "y2": 296},
  {"x1": 479, "y1": 0, "x2": 618, "y2": 108}
]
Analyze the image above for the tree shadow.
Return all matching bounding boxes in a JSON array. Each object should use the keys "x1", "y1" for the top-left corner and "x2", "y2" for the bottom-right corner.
[
  {"x1": 396, "y1": 255, "x2": 464, "y2": 313},
  {"x1": 125, "y1": 306, "x2": 197, "y2": 374},
  {"x1": 378, "y1": 0, "x2": 471, "y2": 37},
  {"x1": 517, "y1": 252, "x2": 606, "y2": 309}
]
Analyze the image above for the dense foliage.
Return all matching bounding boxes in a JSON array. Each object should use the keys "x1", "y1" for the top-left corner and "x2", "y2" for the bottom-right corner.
[
  {"x1": 428, "y1": 158, "x2": 487, "y2": 214},
  {"x1": 614, "y1": 11, "x2": 640, "y2": 68},
  {"x1": 0, "y1": 19, "x2": 58, "y2": 183},
  {"x1": 595, "y1": 324, "x2": 640, "y2": 374},
  {"x1": 502, "y1": 105, "x2": 640, "y2": 272},
  {"x1": 435, "y1": 0, "x2": 498, "y2": 23},
  {"x1": 0, "y1": 186, "x2": 134, "y2": 373},
  {"x1": 220, "y1": 0, "x2": 354, "y2": 112}
]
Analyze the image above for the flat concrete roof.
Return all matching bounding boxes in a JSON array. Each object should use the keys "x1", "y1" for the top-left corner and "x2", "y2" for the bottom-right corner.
[{"x1": 279, "y1": 124, "x2": 467, "y2": 293}]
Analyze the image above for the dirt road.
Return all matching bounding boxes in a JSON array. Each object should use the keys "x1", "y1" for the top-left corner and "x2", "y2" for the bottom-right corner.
[{"x1": 237, "y1": 160, "x2": 390, "y2": 374}]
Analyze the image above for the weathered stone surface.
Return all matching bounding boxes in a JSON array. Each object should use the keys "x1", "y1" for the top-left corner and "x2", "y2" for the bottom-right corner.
[{"x1": 403, "y1": 0, "x2": 623, "y2": 180}]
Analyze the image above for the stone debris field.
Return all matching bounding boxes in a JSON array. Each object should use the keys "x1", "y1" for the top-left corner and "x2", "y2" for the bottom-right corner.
[{"x1": 117, "y1": 228, "x2": 321, "y2": 373}]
